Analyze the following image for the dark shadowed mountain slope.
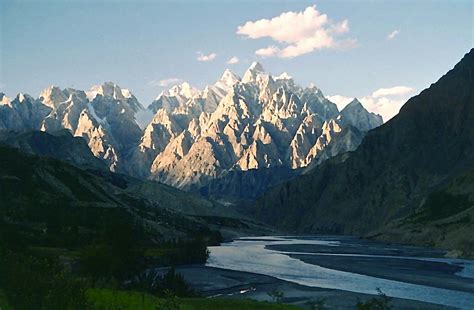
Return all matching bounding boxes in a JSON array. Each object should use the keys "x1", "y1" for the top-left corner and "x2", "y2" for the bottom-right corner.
[
  {"x1": 255, "y1": 49, "x2": 474, "y2": 255},
  {"x1": 0, "y1": 142, "x2": 251, "y2": 242},
  {"x1": 198, "y1": 166, "x2": 301, "y2": 201},
  {"x1": 0, "y1": 129, "x2": 106, "y2": 170},
  {"x1": 0, "y1": 144, "x2": 202, "y2": 236}
]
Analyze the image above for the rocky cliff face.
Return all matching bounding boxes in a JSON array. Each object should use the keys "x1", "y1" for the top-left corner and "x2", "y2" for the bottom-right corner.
[
  {"x1": 0, "y1": 129, "x2": 106, "y2": 171},
  {"x1": 0, "y1": 64, "x2": 382, "y2": 196},
  {"x1": 0, "y1": 93, "x2": 51, "y2": 131},
  {"x1": 137, "y1": 63, "x2": 382, "y2": 190},
  {"x1": 255, "y1": 49, "x2": 474, "y2": 255},
  {"x1": 1, "y1": 82, "x2": 143, "y2": 172}
]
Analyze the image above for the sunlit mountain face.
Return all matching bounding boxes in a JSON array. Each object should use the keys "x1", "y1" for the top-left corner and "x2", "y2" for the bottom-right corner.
[
  {"x1": 0, "y1": 63, "x2": 382, "y2": 193},
  {"x1": 1, "y1": 1, "x2": 472, "y2": 309}
]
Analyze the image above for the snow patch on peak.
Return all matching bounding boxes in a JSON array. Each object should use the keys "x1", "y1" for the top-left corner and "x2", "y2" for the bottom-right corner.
[
  {"x1": 220, "y1": 69, "x2": 241, "y2": 86},
  {"x1": 39, "y1": 85, "x2": 68, "y2": 108},
  {"x1": 87, "y1": 101, "x2": 106, "y2": 125},
  {"x1": 0, "y1": 93, "x2": 11, "y2": 106},
  {"x1": 87, "y1": 82, "x2": 125, "y2": 101},
  {"x1": 306, "y1": 83, "x2": 320, "y2": 91},
  {"x1": 17, "y1": 93, "x2": 33, "y2": 103},
  {"x1": 275, "y1": 72, "x2": 292, "y2": 80},
  {"x1": 86, "y1": 82, "x2": 142, "y2": 112},
  {"x1": 40, "y1": 85, "x2": 60, "y2": 94},
  {"x1": 248, "y1": 61, "x2": 265, "y2": 72},
  {"x1": 243, "y1": 62, "x2": 269, "y2": 84},
  {"x1": 163, "y1": 82, "x2": 199, "y2": 99},
  {"x1": 86, "y1": 85, "x2": 102, "y2": 101},
  {"x1": 121, "y1": 88, "x2": 133, "y2": 99}
]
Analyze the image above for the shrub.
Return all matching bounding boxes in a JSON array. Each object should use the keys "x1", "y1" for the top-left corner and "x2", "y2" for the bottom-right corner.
[
  {"x1": 0, "y1": 249, "x2": 87, "y2": 309},
  {"x1": 129, "y1": 267, "x2": 196, "y2": 298},
  {"x1": 356, "y1": 288, "x2": 392, "y2": 310}
]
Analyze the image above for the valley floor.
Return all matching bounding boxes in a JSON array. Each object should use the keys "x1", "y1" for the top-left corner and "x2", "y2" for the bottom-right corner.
[
  {"x1": 153, "y1": 265, "x2": 452, "y2": 309},
  {"x1": 86, "y1": 288, "x2": 297, "y2": 310}
]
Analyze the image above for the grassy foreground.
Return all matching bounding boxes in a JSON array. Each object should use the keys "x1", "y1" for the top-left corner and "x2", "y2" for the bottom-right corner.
[
  {"x1": 86, "y1": 288, "x2": 298, "y2": 310},
  {"x1": 0, "y1": 290, "x2": 12, "y2": 310}
]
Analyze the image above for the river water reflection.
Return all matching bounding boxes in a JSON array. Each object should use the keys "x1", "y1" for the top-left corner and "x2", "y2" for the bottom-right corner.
[{"x1": 207, "y1": 236, "x2": 474, "y2": 309}]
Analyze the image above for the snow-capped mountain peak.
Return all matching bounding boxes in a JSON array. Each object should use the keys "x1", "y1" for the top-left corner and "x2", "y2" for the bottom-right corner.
[
  {"x1": 39, "y1": 85, "x2": 68, "y2": 108},
  {"x1": 86, "y1": 82, "x2": 129, "y2": 101},
  {"x1": 17, "y1": 93, "x2": 34, "y2": 103},
  {"x1": 0, "y1": 93, "x2": 11, "y2": 106},
  {"x1": 121, "y1": 88, "x2": 133, "y2": 99},
  {"x1": 275, "y1": 72, "x2": 293, "y2": 80},
  {"x1": 86, "y1": 82, "x2": 143, "y2": 113},
  {"x1": 219, "y1": 69, "x2": 241, "y2": 87},
  {"x1": 339, "y1": 98, "x2": 383, "y2": 131},
  {"x1": 347, "y1": 98, "x2": 363, "y2": 107},
  {"x1": 138, "y1": 62, "x2": 383, "y2": 190},
  {"x1": 0, "y1": 62, "x2": 384, "y2": 193},
  {"x1": 242, "y1": 61, "x2": 267, "y2": 83},
  {"x1": 164, "y1": 82, "x2": 199, "y2": 99},
  {"x1": 248, "y1": 61, "x2": 265, "y2": 72}
]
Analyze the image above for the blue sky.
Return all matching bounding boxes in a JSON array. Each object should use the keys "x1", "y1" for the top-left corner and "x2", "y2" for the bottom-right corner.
[{"x1": 1, "y1": 0, "x2": 472, "y2": 119}]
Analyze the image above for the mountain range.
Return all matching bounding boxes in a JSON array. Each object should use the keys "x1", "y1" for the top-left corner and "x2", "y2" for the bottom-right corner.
[
  {"x1": 0, "y1": 63, "x2": 382, "y2": 198},
  {"x1": 255, "y1": 49, "x2": 474, "y2": 256},
  {"x1": 1, "y1": 49, "x2": 473, "y2": 258}
]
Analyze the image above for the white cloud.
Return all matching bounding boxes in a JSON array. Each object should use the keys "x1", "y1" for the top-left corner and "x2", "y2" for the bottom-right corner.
[
  {"x1": 328, "y1": 85, "x2": 415, "y2": 122},
  {"x1": 197, "y1": 52, "x2": 217, "y2": 62},
  {"x1": 148, "y1": 78, "x2": 182, "y2": 87},
  {"x1": 326, "y1": 95, "x2": 353, "y2": 111},
  {"x1": 372, "y1": 86, "x2": 413, "y2": 98},
  {"x1": 237, "y1": 5, "x2": 355, "y2": 58},
  {"x1": 359, "y1": 96, "x2": 407, "y2": 122},
  {"x1": 387, "y1": 29, "x2": 399, "y2": 40},
  {"x1": 227, "y1": 56, "x2": 239, "y2": 64},
  {"x1": 255, "y1": 46, "x2": 280, "y2": 58}
]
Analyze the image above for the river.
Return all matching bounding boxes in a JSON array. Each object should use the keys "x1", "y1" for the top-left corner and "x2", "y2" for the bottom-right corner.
[{"x1": 206, "y1": 236, "x2": 474, "y2": 309}]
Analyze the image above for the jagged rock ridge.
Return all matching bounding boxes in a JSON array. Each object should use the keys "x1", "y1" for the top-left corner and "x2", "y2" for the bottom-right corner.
[
  {"x1": 0, "y1": 63, "x2": 382, "y2": 193},
  {"x1": 1, "y1": 82, "x2": 143, "y2": 172},
  {"x1": 254, "y1": 49, "x2": 474, "y2": 255},
  {"x1": 136, "y1": 62, "x2": 382, "y2": 190}
]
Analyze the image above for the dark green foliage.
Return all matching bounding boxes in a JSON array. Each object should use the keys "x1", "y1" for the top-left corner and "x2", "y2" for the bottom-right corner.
[
  {"x1": 310, "y1": 298, "x2": 327, "y2": 310},
  {"x1": 202, "y1": 216, "x2": 249, "y2": 230},
  {"x1": 158, "y1": 238, "x2": 210, "y2": 266},
  {"x1": 356, "y1": 288, "x2": 392, "y2": 310},
  {"x1": 196, "y1": 226, "x2": 224, "y2": 246},
  {"x1": 0, "y1": 249, "x2": 87, "y2": 310},
  {"x1": 160, "y1": 290, "x2": 181, "y2": 310},
  {"x1": 129, "y1": 268, "x2": 196, "y2": 298},
  {"x1": 0, "y1": 143, "x2": 222, "y2": 308},
  {"x1": 161, "y1": 268, "x2": 196, "y2": 297},
  {"x1": 86, "y1": 288, "x2": 300, "y2": 309},
  {"x1": 0, "y1": 218, "x2": 26, "y2": 251},
  {"x1": 417, "y1": 190, "x2": 471, "y2": 221},
  {"x1": 267, "y1": 289, "x2": 284, "y2": 303},
  {"x1": 79, "y1": 220, "x2": 144, "y2": 279}
]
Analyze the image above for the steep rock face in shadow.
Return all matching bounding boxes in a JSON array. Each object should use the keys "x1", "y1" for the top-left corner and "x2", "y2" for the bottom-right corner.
[
  {"x1": 0, "y1": 129, "x2": 106, "y2": 170},
  {"x1": 198, "y1": 166, "x2": 302, "y2": 201},
  {"x1": 256, "y1": 50, "x2": 474, "y2": 241},
  {"x1": 0, "y1": 143, "x2": 249, "y2": 239}
]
